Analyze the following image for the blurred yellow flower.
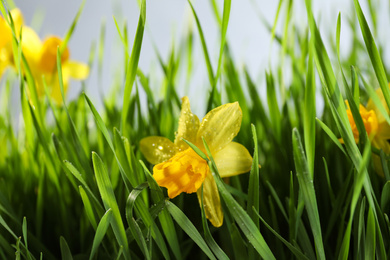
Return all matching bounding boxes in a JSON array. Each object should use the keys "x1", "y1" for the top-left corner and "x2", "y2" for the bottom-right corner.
[
  {"x1": 140, "y1": 97, "x2": 253, "y2": 227},
  {"x1": 343, "y1": 86, "x2": 390, "y2": 176},
  {"x1": 0, "y1": 8, "x2": 89, "y2": 103}
]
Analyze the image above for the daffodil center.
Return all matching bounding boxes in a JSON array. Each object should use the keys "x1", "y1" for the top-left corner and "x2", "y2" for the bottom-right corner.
[
  {"x1": 347, "y1": 104, "x2": 378, "y2": 141},
  {"x1": 152, "y1": 148, "x2": 209, "y2": 198},
  {"x1": 38, "y1": 36, "x2": 70, "y2": 73}
]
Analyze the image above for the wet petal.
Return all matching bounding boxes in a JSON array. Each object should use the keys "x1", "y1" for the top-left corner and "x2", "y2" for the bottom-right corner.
[
  {"x1": 174, "y1": 96, "x2": 200, "y2": 151},
  {"x1": 140, "y1": 136, "x2": 178, "y2": 165},
  {"x1": 197, "y1": 101, "x2": 242, "y2": 154},
  {"x1": 63, "y1": 61, "x2": 89, "y2": 80},
  {"x1": 196, "y1": 172, "x2": 223, "y2": 227},
  {"x1": 214, "y1": 142, "x2": 253, "y2": 178},
  {"x1": 154, "y1": 148, "x2": 208, "y2": 198}
]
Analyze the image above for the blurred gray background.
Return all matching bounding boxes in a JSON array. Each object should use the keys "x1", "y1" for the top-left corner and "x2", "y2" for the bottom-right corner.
[{"x1": 6, "y1": 0, "x2": 388, "y2": 117}]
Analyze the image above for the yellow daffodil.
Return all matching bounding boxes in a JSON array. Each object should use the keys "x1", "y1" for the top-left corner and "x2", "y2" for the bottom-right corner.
[
  {"x1": 343, "y1": 86, "x2": 390, "y2": 176},
  {"x1": 31, "y1": 35, "x2": 89, "y2": 103},
  {"x1": 140, "y1": 97, "x2": 253, "y2": 227},
  {"x1": 0, "y1": 8, "x2": 89, "y2": 103}
]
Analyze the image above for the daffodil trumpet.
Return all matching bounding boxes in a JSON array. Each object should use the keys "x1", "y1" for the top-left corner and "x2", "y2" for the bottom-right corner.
[{"x1": 140, "y1": 97, "x2": 253, "y2": 227}]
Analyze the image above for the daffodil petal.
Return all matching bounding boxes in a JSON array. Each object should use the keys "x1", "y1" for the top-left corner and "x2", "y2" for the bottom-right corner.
[
  {"x1": 140, "y1": 136, "x2": 178, "y2": 165},
  {"x1": 213, "y1": 142, "x2": 253, "y2": 178},
  {"x1": 63, "y1": 61, "x2": 89, "y2": 80},
  {"x1": 21, "y1": 27, "x2": 42, "y2": 67},
  {"x1": 197, "y1": 101, "x2": 242, "y2": 154},
  {"x1": 0, "y1": 17, "x2": 11, "y2": 48},
  {"x1": 174, "y1": 96, "x2": 200, "y2": 151},
  {"x1": 196, "y1": 172, "x2": 223, "y2": 227}
]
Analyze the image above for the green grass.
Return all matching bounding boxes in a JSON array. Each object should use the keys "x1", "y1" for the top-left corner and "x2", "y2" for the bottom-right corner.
[{"x1": 1, "y1": 0, "x2": 390, "y2": 259}]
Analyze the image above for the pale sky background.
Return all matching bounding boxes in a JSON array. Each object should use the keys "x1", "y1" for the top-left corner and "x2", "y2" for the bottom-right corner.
[{"x1": 6, "y1": 0, "x2": 389, "y2": 118}]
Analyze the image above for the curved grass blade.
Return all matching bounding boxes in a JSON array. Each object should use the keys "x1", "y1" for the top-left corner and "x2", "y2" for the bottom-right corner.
[
  {"x1": 92, "y1": 152, "x2": 130, "y2": 260},
  {"x1": 89, "y1": 209, "x2": 113, "y2": 260},
  {"x1": 247, "y1": 124, "x2": 259, "y2": 228},
  {"x1": 165, "y1": 200, "x2": 216, "y2": 260},
  {"x1": 126, "y1": 182, "x2": 151, "y2": 260},
  {"x1": 304, "y1": 39, "x2": 316, "y2": 177},
  {"x1": 254, "y1": 209, "x2": 309, "y2": 260},
  {"x1": 126, "y1": 182, "x2": 170, "y2": 260},
  {"x1": 292, "y1": 128, "x2": 325, "y2": 260},
  {"x1": 60, "y1": 236, "x2": 73, "y2": 260}
]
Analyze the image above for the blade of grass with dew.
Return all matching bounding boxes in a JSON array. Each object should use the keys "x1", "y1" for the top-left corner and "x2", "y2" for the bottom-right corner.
[
  {"x1": 353, "y1": 0, "x2": 390, "y2": 112},
  {"x1": 292, "y1": 129, "x2": 325, "y2": 260},
  {"x1": 60, "y1": 237, "x2": 73, "y2": 260},
  {"x1": 89, "y1": 208, "x2": 112, "y2": 260},
  {"x1": 199, "y1": 185, "x2": 229, "y2": 260},
  {"x1": 121, "y1": 0, "x2": 146, "y2": 136},
  {"x1": 139, "y1": 161, "x2": 182, "y2": 260},
  {"x1": 165, "y1": 200, "x2": 216, "y2": 260},
  {"x1": 92, "y1": 152, "x2": 131, "y2": 260}
]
